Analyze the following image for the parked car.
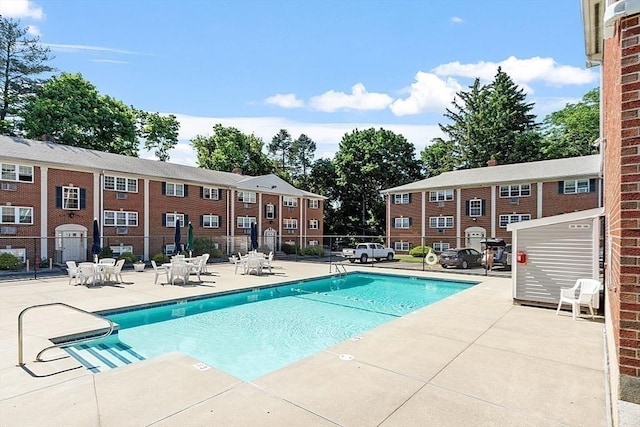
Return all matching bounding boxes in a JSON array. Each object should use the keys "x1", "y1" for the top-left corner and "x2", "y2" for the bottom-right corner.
[
  {"x1": 439, "y1": 248, "x2": 483, "y2": 269},
  {"x1": 480, "y1": 239, "x2": 512, "y2": 270}
]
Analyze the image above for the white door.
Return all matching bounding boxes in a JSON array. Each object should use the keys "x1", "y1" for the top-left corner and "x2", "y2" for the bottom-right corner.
[
  {"x1": 465, "y1": 227, "x2": 486, "y2": 252},
  {"x1": 264, "y1": 228, "x2": 277, "y2": 251},
  {"x1": 56, "y1": 224, "x2": 87, "y2": 262}
]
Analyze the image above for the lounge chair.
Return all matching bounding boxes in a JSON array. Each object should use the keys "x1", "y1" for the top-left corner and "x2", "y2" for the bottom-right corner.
[
  {"x1": 66, "y1": 261, "x2": 80, "y2": 285},
  {"x1": 151, "y1": 260, "x2": 167, "y2": 285},
  {"x1": 556, "y1": 279, "x2": 600, "y2": 320}
]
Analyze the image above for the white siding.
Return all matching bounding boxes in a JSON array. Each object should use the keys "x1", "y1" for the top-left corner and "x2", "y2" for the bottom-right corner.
[{"x1": 514, "y1": 219, "x2": 599, "y2": 307}]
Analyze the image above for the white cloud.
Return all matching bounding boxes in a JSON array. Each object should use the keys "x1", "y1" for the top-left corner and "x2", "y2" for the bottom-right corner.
[
  {"x1": 26, "y1": 25, "x2": 40, "y2": 36},
  {"x1": 390, "y1": 72, "x2": 462, "y2": 116},
  {"x1": 45, "y1": 43, "x2": 151, "y2": 56},
  {"x1": 0, "y1": 0, "x2": 44, "y2": 19},
  {"x1": 91, "y1": 59, "x2": 129, "y2": 64},
  {"x1": 433, "y1": 56, "x2": 597, "y2": 90},
  {"x1": 265, "y1": 93, "x2": 304, "y2": 108},
  {"x1": 532, "y1": 96, "x2": 583, "y2": 118},
  {"x1": 451, "y1": 16, "x2": 464, "y2": 24},
  {"x1": 142, "y1": 113, "x2": 443, "y2": 166},
  {"x1": 309, "y1": 83, "x2": 394, "y2": 112}
]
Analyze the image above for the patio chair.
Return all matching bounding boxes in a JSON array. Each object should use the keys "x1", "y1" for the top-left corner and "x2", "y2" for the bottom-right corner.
[
  {"x1": 78, "y1": 262, "x2": 99, "y2": 287},
  {"x1": 201, "y1": 253, "x2": 210, "y2": 273},
  {"x1": 262, "y1": 251, "x2": 273, "y2": 274},
  {"x1": 98, "y1": 258, "x2": 116, "y2": 266},
  {"x1": 245, "y1": 256, "x2": 262, "y2": 276},
  {"x1": 66, "y1": 261, "x2": 80, "y2": 285},
  {"x1": 556, "y1": 279, "x2": 601, "y2": 320},
  {"x1": 105, "y1": 259, "x2": 125, "y2": 283},
  {"x1": 189, "y1": 256, "x2": 205, "y2": 281},
  {"x1": 169, "y1": 261, "x2": 190, "y2": 286},
  {"x1": 151, "y1": 260, "x2": 167, "y2": 285}
]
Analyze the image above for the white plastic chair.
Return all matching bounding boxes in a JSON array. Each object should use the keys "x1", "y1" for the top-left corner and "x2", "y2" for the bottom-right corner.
[
  {"x1": 66, "y1": 261, "x2": 80, "y2": 285},
  {"x1": 245, "y1": 256, "x2": 262, "y2": 276},
  {"x1": 78, "y1": 262, "x2": 98, "y2": 287},
  {"x1": 98, "y1": 258, "x2": 116, "y2": 266},
  {"x1": 201, "y1": 253, "x2": 210, "y2": 274},
  {"x1": 169, "y1": 261, "x2": 190, "y2": 285},
  {"x1": 189, "y1": 256, "x2": 205, "y2": 281},
  {"x1": 105, "y1": 259, "x2": 125, "y2": 283},
  {"x1": 556, "y1": 279, "x2": 600, "y2": 320},
  {"x1": 262, "y1": 251, "x2": 273, "y2": 274},
  {"x1": 151, "y1": 260, "x2": 167, "y2": 285}
]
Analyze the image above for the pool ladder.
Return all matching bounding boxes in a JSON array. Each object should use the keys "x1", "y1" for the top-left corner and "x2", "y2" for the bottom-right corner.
[
  {"x1": 18, "y1": 302, "x2": 115, "y2": 366},
  {"x1": 331, "y1": 262, "x2": 348, "y2": 276}
]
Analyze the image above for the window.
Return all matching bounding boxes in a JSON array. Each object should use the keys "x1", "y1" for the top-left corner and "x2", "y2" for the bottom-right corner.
[
  {"x1": 165, "y1": 213, "x2": 185, "y2": 227},
  {"x1": 309, "y1": 240, "x2": 319, "y2": 246},
  {"x1": 203, "y1": 187, "x2": 219, "y2": 200},
  {"x1": 237, "y1": 191, "x2": 256, "y2": 203},
  {"x1": 165, "y1": 182, "x2": 184, "y2": 197},
  {"x1": 1, "y1": 206, "x2": 33, "y2": 224},
  {"x1": 394, "y1": 193, "x2": 410, "y2": 204},
  {"x1": 63, "y1": 186, "x2": 80, "y2": 210},
  {"x1": 468, "y1": 199, "x2": 482, "y2": 217},
  {"x1": 563, "y1": 179, "x2": 590, "y2": 194},
  {"x1": 429, "y1": 216, "x2": 454, "y2": 228},
  {"x1": 104, "y1": 175, "x2": 137, "y2": 192},
  {"x1": 394, "y1": 217, "x2": 410, "y2": 228},
  {"x1": 394, "y1": 241, "x2": 410, "y2": 251},
  {"x1": 309, "y1": 219, "x2": 319, "y2": 229},
  {"x1": 308, "y1": 199, "x2": 319, "y2": 209},
  {"x1": 1, "y1": 163, "x2": 33, "y2": 182},
  {"x1": 104, "y1": 210, "x2": 138, "y2": 227},
  {"x1": 499, "y1": 184, "x2": 530, "y2": 197},
  {"x1": 265, "y1": 204, "x2": 275, "y2": 219},
  {"x1": 284, "y1": 218, "x2": 298, "y2": 229},
  {"x1": 203, "y1": 214, "x2": 219, "y2": 228},
  {"x1": 429, "y1": 189, "x2": 453, "y2": 202},
  {"x1": 433, "y1": 242, "x2": 450, "y2": 252},
  {"x1": 499, "y1": 214, "x2": 531, "y2": 227},
  {"x1": 237, "y1": 216, "x2": 256, "y2": 228},
  {"x1": 283, "y1": 197, "x2": 297, "y2": 207}
]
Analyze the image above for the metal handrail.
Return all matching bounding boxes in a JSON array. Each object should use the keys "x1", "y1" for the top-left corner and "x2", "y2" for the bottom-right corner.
[
  {"x1": 331, "y1": 262, "x2": 347, "y2": 275},
  {"x1": 18, "y1": 302, "x2": 115, "y2": 366}
]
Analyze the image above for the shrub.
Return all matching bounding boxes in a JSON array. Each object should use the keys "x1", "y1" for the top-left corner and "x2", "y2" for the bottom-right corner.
[
  {"x1": 0, "y1": 253, "x2": 22, "y2": 270},
  {"x1": 100, "y1": 246, "x2": 113, "y2": 258},
  {"x1": 281, "y1": 243, "x2": 298, "y2": 255},
  {"x1": 193, "y1": 237, "x2": 219, "y2": 256},
  {"x1": 118, "y1": 251, "x2": 138, "y2": 264},
  {"x1": 210, "y1": 248, "x2": 224, "y2": 259},
  {"x1": 301, "y1": 245, "x2": 325, "y2": 256},
  {"x1": 152, "y1": 253, "x2": 169, "y2": 264},
  {"x1": 408, "y1": 246, "x2": 433, "y2": 258}
]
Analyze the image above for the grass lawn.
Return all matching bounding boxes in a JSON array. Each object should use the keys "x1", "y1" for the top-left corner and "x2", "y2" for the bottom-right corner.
[{"x1": 395, "y1": 254, "x2": 429, "y2": 263}]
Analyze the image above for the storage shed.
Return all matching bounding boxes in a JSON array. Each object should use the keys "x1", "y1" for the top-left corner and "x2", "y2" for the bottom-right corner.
[{"x1": 507, "y1": 207, "x2": 603, "y2": 308}]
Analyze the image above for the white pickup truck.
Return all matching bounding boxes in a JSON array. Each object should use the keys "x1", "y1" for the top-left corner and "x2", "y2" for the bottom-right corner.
[{"x1": 342, "y1": 243, "x2": 395, "y2": 263}]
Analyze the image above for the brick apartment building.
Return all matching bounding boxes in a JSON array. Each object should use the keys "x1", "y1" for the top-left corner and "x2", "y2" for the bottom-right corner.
[
  {"x1": 382, "y1": 155, "x2": 601, "y2": 253},
  {"x1": 0, "y1": 136, "x2": 324, "y2": 263},
  {"x1": 582, "y1": 0, "x2": 640, "y2": 422}
]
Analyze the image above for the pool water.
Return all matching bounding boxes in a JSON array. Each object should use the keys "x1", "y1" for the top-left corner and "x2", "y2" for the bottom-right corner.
[{"x1": 66, "y1": 273, "x2": 474, "y2": 380}]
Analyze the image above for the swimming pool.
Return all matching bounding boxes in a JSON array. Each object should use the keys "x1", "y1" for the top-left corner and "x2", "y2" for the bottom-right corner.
[{"x1": 65, "y1": 272, "x2": 475, "y2": 380}]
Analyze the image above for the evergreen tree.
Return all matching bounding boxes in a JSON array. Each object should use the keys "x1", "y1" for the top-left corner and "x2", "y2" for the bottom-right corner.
[{"x1": 290, "y1": 133, "x2": 316, "y2": 189}]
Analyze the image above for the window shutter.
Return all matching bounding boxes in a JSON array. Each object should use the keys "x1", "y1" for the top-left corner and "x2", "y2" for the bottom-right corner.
[
  {"x1": 465, "y1": 201, "x2": 470, "y2": 216},
  {"x1": 55, "y1": 186, "x2": 62, "y2": 208},
  {"x1": 392, "y1": 218, "x2": 397, "y2": 228},
  {"x1": 162, "y1": 214, "x2": 166, "y2": 226},
  {"x1": 558, "y1": 181, "x2": 564, "y2": 194},
  {"x1": 184, "y1": 185, "x2": 188, "y2": 197},
  {"x1": 589, "y1": 179, "x2": 596, "y2": 192},
  {"x1": 184, "y1": 215, "x2": 189, "y2": 225},
  {"x1": 80, "y1": 189, "x2": 86, "y2": 209},
  {"x1": 408, "y1": 194, "x2": 412, "y2": 203},
  {"x1": 481, "y1": 199, "x2": 486, "y2": 215},
  {"x1": 200, "y1": 187, "x2": 204, "y2": 198},
  {"x1": 274, "y1": 206, "x2": 278, "y2": 218},
  {"x1": 162, "y1": 182, "x2": 166, "y2": 195},
  {"x1": 200, "y1": 215, "x2": 203, "y2": 227},
  {"x1": 392, "y1": 195, "x2": 397, "y2": 205},
  {"x1": 408, "y1": 217, "x2": 412, "y2": 226}
]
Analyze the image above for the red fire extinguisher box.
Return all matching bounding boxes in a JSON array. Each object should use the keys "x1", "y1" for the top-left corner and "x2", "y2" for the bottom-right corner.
[{"x1": 517, "y1": 251, "x2": 527, "y2": 264}]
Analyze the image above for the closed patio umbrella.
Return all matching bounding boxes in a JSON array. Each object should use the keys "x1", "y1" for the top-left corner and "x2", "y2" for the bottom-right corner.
[
  {"x1": 250, "y1": 222, "x2": 258, "y2": 250},
  {"x1": 174, "y1": 220, "x2": 182, "y2": 254},
  {"x1": 91, "y1": 218, "x2": 101, "y2": 262},
  {"x1": 186, "y1": 222, "x2": 194, "y2": 257}
]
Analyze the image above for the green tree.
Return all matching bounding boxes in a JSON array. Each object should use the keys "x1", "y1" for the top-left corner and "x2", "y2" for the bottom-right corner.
[
  {"x1": 440, "y1": 68, "x2": 540, "y2": 169},
  {"x1": 540, "y1": 88, "x2": 600, "y2": 159},
  {"x1": 191, "y1": 124, "x2": 274, "y2": 176},
  {"x1": 137, "y1": 111, "x2": 180, "y2": 161},
  {"x1": 268, "y1": 129, "x2": 293, "y2": 178},
  {"x1": 334, "y1": 128, "x2": 423, "y2": 235},
  {"x1": 308, "y1": 158, "x2": 340, "y2": 233},
  {"x1": 0, "y1": 17, "x2": 55, "y2": 132},
  {"x1": 22, "y1": 73, "x2": 138, "y2": 155},
  {"x1": 420, "y1": 138, "x2": 458, "y2": 177},
  {"x1": 290, "y1": 133, "x2": 316, "y2": 189}
]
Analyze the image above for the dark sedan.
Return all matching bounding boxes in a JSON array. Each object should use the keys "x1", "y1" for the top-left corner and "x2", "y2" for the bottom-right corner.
[{"x1": 439, "y1": 248, "x2": 483, "y2": 269}]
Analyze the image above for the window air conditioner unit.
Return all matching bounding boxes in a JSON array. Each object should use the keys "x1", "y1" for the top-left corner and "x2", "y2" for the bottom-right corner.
[
  {"x1": 1, "y1": 183, "x2": 17, "y2": 191},
  {"x1": 116, "y1": 192, "x2": 128, "y2": 199},
  {"x1": 510, "y1": 198, "x2": 519, "y2": 205},
  {"x1": 287, "y1": 229, "x2": 295, "y2": 234},
  {"x1": 243, "y1": 228, "x2": 251, "y2": 234},
  {"x1": 437, "y1": 229, "x2": 445, "y2": 234},
  {"x1": 437, "y1": 202, "x2": 445, "y2": 208},
  {"x1": 116, "y1": 227, "x2": 128, "y2": 235},
  {"x1": 244, "y1": 203, "x2": 252, "y2": 208},
  {"x1": 1, "y1": 226, "x2": 17, "y2": 235}
]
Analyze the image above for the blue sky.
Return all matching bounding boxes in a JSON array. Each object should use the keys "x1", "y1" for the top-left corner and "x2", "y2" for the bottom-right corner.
[{"x1": 1, "y1": 0, "x2": 597, "y2": 166}]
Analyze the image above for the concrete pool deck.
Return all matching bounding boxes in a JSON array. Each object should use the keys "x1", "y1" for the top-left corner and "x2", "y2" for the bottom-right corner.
[{"x1": 0, "y1": 261, "x2": 607, "y2": 426}]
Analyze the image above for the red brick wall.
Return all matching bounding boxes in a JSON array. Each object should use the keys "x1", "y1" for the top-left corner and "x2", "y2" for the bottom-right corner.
[
  {"x1": 541, "y1": 182, "x2": 599, "y2": 217},
  {"x1": 47, "y1": 169, "x2": 95, "y2": 228},
  {"x1": 0, "y1": 165, "x2": 42, "y2": 238},
  {"x1": 604, "y1": 14, "x2": 640, "y2": 380}
]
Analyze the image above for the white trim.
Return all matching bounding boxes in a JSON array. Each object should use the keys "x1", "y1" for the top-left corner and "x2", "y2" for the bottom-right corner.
[
  {"x1": 536, "y1": 182, "x2": 543, "y2": 218},
  {"x1": 604, "y1": 0, "x2": 640, "y2": 38},
  {"x1": 40, "y1": 167, "x2": 48, "y2": 259},
  {"x1": 456, "y1": 188, "x2": 461, "y2": 248},
  {"x1": 507, "y1": 207, "x2": 604, "y2": 231}
]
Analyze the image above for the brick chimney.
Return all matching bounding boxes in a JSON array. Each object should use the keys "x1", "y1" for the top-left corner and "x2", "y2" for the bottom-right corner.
[
  {"x1": 487, "y1": 157, "x2": 497, "y2": 167},
  {"x1": 232, "y1": 167, "x2": 243, "y2": 175}
]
